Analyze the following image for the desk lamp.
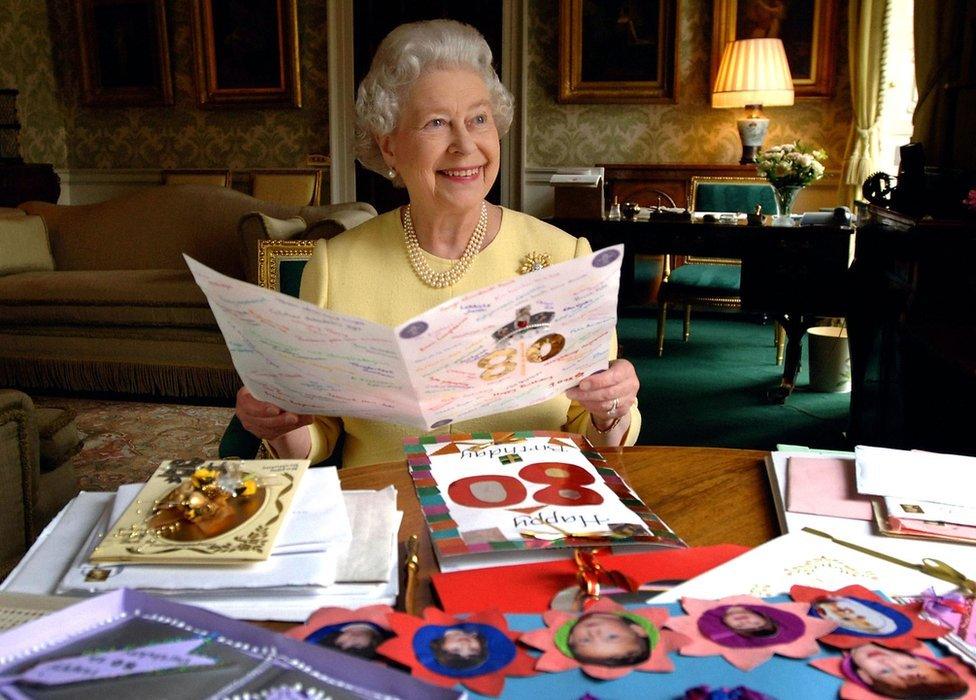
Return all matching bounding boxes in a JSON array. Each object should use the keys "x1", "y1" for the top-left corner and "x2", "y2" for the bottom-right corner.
[{"x1": 712, "y1": 38, "x2": 794, "y2": 164}]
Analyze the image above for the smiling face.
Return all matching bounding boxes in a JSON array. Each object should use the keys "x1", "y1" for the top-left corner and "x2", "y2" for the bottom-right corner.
[
  {"x1": 440, "y1": 628, "x2": 484, "y2": 659},
  {"x1": 334, "y1": 623, "x2": 381, "y2": 650},
  {"x1": 815, "y1": 598, "x2": 891, "y2": 634},
  {"x1": 723, "y1": 606, "x2": 774, "y2": 633},
  {"x1": 850, "y1": 643, "x2": 967, "y2": 696},
  {"x1": 378, "y1": 68, "x2": 500, "y2": 219},
  {"x1": 567, "y1": 612, "x2": 650, "y2": 666}
]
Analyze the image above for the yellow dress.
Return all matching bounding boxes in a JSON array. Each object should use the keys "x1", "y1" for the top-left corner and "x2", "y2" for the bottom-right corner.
[{"x1": 298, "y1": 207, "x2": 641, "y2": 468}]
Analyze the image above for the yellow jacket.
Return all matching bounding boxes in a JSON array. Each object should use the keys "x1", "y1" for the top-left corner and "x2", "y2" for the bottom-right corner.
[{"x1": 298, "y1": 207, "x2": 641, "y2": 468}]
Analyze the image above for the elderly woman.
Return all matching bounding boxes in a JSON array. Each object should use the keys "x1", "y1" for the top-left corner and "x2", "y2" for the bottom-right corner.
[{"x1": 236, "y1": 19, "x2": 641, "y2": 468}]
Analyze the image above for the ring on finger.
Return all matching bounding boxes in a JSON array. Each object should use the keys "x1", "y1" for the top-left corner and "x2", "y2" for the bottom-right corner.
[{"x1": 607, "y1": 397, "x2": 619, "y2": 417}]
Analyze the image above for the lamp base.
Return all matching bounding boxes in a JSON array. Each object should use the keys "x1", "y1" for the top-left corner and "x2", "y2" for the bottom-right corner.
[
  {"x1": 739, "y1": 145, "x2": 762, "y2": 165},
  {"x1": 736, "y1": 112, "x2": 769, "y2": 165}
]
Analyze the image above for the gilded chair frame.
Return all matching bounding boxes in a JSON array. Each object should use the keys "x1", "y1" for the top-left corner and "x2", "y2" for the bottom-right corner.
[
  {"x1": 257, "y1": 239, "x2": 317, "y2": 292},
  {"x1": 247, "y1": 168, "x2": 323, "y2": 207},
  {"x1": 657, "y1": 176, "x2": 783, "y2": 361}
]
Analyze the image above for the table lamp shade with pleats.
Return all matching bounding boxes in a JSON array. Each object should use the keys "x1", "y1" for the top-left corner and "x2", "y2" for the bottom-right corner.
[{"x1": 712, "y1": 38, "x2": 795, "y2": 164}]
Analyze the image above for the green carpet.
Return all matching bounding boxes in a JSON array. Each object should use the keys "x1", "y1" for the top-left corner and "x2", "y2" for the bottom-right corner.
[{"x1": 619, "y1": 313, "x2": 851, "y2": 451}]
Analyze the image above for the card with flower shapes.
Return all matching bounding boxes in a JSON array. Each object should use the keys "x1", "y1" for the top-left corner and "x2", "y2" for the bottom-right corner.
[
  {"x1": 377, "y1": 607, "x2": 536, "y2": 697},
  {"x1": 666, "y1": 595, "x2": 837, "y2": 671},
  {"x1": 792, "y1": 584, "x2": 948, "y2": 649},
  {"x1": 519, "y1": 598, "x2": 688, "y2": 681},
  {"x1": 811, "y1": 643, "x2": 976, "y2": 699}
]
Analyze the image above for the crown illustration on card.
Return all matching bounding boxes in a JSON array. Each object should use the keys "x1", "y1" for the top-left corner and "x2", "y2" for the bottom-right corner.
[{"x1": 492, "y1": 306, "x2": 555, "y2": 344}]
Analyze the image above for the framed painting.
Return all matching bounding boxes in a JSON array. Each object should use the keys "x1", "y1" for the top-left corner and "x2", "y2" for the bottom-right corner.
[
  {"x1": 712, "y1": 0, "x2": 839, "y2": 99},
  {"x1": 75, "y1": 0, "x2": 173, "y2": 106},
  {"x1": 191, "y1": 0, "x2": 302, "y2": 108},
  {"x1": 558, "y1": 0, "x2": 678, "y2": 104}
]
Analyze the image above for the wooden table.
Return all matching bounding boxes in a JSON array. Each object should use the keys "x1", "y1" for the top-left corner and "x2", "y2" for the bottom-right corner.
[{"x1": 339, "y1": 446, "x2": 779, "y2": 612}]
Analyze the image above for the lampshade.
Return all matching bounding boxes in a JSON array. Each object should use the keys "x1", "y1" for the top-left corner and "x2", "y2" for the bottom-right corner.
[{"x1": 712, "y1": 38, "x2": 794, "y2": 108}]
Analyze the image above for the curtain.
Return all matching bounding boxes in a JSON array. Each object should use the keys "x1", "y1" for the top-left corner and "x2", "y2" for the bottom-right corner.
[
  {"x1": 912, "y1": 0, "x2": 975, "y2": 170},
  {"x1": 840, "y1": 0, "x2": 888, "y2": 205}
]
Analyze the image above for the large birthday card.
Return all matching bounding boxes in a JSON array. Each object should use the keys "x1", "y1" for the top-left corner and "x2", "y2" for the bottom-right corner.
[
  {"x1": 186, "y1": 245, "x2": 622, "y2": 431},
  {"x1": 406, "y1": 432, "x2": 686, "y2": 572}
]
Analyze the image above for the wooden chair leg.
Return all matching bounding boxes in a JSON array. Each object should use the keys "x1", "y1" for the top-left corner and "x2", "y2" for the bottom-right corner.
[
  {"x1": 683, "y1": 305, "x2": 692, "y2": 341},
  {"x1": 774, "y1": 322, "x2": 786, "y2": 365},
  {"x1": 657, "y1": 302, "x2": 668, "y2": 357}
]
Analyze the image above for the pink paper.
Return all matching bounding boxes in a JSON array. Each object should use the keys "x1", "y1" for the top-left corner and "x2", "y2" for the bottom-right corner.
[
  {"x1": 786, "y1": 457, "x2": 873, "y2": 521},
  {"x1": 891, "y1": 517, "x2": 976, "y2": 542}
]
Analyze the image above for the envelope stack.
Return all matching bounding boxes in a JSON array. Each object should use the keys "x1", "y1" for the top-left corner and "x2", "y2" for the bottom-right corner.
[
  {"x1": 3, "y1": 464, "x2": 402, "y2": 621},
  {"x1": 854, "y1": 446, "x2": 976, "y2": 546}
]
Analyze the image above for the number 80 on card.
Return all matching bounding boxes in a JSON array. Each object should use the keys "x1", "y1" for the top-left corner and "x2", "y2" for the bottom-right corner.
[
  {"x1": 447, "y1": 462, "x2": 604, "y2": 508},
  {"x1": 476, "y1": 333, "x2": 566, "y2": 382}
]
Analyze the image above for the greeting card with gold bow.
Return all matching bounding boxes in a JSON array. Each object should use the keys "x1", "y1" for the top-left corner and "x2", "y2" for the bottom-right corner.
[{"x1": 90, "y1": 458, "x2": 308, "y2": 564}]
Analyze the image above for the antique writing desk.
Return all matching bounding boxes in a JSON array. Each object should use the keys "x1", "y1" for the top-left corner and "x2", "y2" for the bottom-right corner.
[
  {"x1": 338, "y1": 446, "x2": 778, "y2": 613},
  {"x1": 551, "y1": 217, "x2": 854, "y2": 401}
]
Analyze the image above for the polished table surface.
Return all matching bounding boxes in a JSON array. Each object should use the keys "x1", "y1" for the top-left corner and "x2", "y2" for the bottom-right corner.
[{"x1": 339, "y1": 445, "x2": 779, "y2": 613}]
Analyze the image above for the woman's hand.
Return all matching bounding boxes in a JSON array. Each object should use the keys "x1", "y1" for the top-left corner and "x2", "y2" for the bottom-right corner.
[
  {"x1": 565, "y1": 359, "x2": 640, "y2": 431},
  {"x1": 235, "y1": 387, "x2": 314, "y2": 441}
]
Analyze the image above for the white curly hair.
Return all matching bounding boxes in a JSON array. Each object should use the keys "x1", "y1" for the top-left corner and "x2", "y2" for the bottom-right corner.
[{"x1": 354, "y1": 19, "x2": 514, "y2": 185}]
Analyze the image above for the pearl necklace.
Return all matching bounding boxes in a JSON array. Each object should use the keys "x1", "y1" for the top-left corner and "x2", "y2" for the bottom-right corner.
[{"x1": 402, "y1": 202, "x2": 488, "y2": 288}]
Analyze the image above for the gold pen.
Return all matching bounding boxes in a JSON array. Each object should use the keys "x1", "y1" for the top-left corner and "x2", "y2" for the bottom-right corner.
[
  {"x1": 803, "y1": 527, "x2": 976, "y2": 595},
  {"x1": 404, "y1": 534, "x2": 420, "y2": 616}
]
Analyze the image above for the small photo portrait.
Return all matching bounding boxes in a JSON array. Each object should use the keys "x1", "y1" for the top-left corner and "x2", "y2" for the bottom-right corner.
[
  {"x1": 810, "y1": 596, "x2": 912, "y2": 638},
  {"x1": 557, "y1": 611, "x2": 657, "y2": 668},
  {"x1": 412, "y1": 623, "x2": 516, "y2": 679},
  {"x1": 843, "y1": 643, "x2": 969, "y2": 698},
  {"x1": 698, "y1": 604, "x2": 804, "y2": 649},
  {"x1": 305, "y1": 621, "x2": 391, "y2": 660}
]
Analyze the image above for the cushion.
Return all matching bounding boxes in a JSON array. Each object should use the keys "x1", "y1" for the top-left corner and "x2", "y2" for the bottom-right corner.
[
  {"x1": 0, "y1": 269, "x2": 217, "y2": 328},
  {"x1": 0, "y1": 215, "x2": 54, "y2": 275},
  {"x1": 0, "y1": 208, "x2": 26, "y2": 218},
  {"x1": 305, "y1": 218, "x2": 346, "y2": 241},
  {"x1": 667, "y1": 263, "x2": 741, "y2": 291},
  {"x1": 694, "y1": 183, "x2": 778, "y2": 214},
  {"x1": 238, "y1": 212, "x2": 308, "y2": 284}
]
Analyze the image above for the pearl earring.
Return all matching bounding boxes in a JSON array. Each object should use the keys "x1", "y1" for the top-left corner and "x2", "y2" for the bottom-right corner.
[{"x1": 387, "y1": 168, "x2": 396, "y2": 180}]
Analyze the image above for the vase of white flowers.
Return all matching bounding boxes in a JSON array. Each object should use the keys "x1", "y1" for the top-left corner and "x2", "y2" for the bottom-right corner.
[{"x1": 754, "y1": 142, "x2": 828, "y2": 225}]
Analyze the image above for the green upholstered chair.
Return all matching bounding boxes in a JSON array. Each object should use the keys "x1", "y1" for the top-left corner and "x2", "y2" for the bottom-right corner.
[
  {"x1": 656, "y1": 177, "x2": 783, "y2": 359},
  {"x1": 218, "y1": 240, "x2": 343, "y2": 465}
]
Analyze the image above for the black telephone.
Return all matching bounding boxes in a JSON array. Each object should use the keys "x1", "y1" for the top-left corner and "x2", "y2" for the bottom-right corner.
[{"x1": 862, "y1": 143, "x2": 926, "y2": 214}]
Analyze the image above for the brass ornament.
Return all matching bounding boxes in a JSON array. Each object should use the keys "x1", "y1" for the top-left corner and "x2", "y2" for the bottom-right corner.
[{"x1": 518, "y1": 251, "x2": 551, "y2": 274}]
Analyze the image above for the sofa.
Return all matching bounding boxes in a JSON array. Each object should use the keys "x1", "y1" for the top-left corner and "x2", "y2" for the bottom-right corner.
[
  {"x1": 0, "y1": 389, "x2": 80, "y2": 577},
  {"x1": 0, "y1": 185, "x2": 376, "y2": 401}
]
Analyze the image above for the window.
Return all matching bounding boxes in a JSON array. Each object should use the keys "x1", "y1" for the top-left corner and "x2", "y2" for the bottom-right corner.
[{"x1": 877, "y1": 0, "x2": 917, "y2": 175}]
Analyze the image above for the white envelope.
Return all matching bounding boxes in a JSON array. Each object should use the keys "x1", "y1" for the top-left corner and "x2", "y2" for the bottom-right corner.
[{"x1": 855, "y1": 445, "x2": 976, "y2": 507}]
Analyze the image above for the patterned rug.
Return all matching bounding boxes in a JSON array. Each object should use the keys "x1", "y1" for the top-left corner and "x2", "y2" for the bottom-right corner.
[{"x1": 33, "y1": 397, "x2": 235, "y2": 492}]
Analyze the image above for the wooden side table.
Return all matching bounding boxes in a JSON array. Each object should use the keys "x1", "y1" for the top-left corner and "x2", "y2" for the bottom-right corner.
[{"x1": 0, "y1": 163, "x2": 60, "y2": 207}]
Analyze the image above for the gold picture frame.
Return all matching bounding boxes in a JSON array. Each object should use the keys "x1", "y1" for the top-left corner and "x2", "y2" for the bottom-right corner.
[
  {"x1": 711, "y1": 0, "x2": 838, "y2": 99},
  {"x1": 558, "y1": 0, "x2": 678, "y2": 104},
  {"x1": 191, "y1": 0, "x2": 302, "y2": 108},
  {"x1": 257, "y1": 239, "x2": 316, "y2": 294},
  {"x1": 75, "y1": 0, "x2": 173, "y2": 106}
]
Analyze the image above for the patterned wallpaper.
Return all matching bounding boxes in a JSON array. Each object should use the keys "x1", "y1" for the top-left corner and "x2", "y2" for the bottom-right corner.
[
  {"x1": 525, "y1": 0, "x2": 853, "y2": 169},
  {"x1": 0, "y1": 0, "x2": 69, "y2": 166},
  {"x1": 6, "y1": 0, "x2": 330, "y2": 170},
  {"x1": 3, "y1": 1, "x2": 853, "y2": 176}
]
